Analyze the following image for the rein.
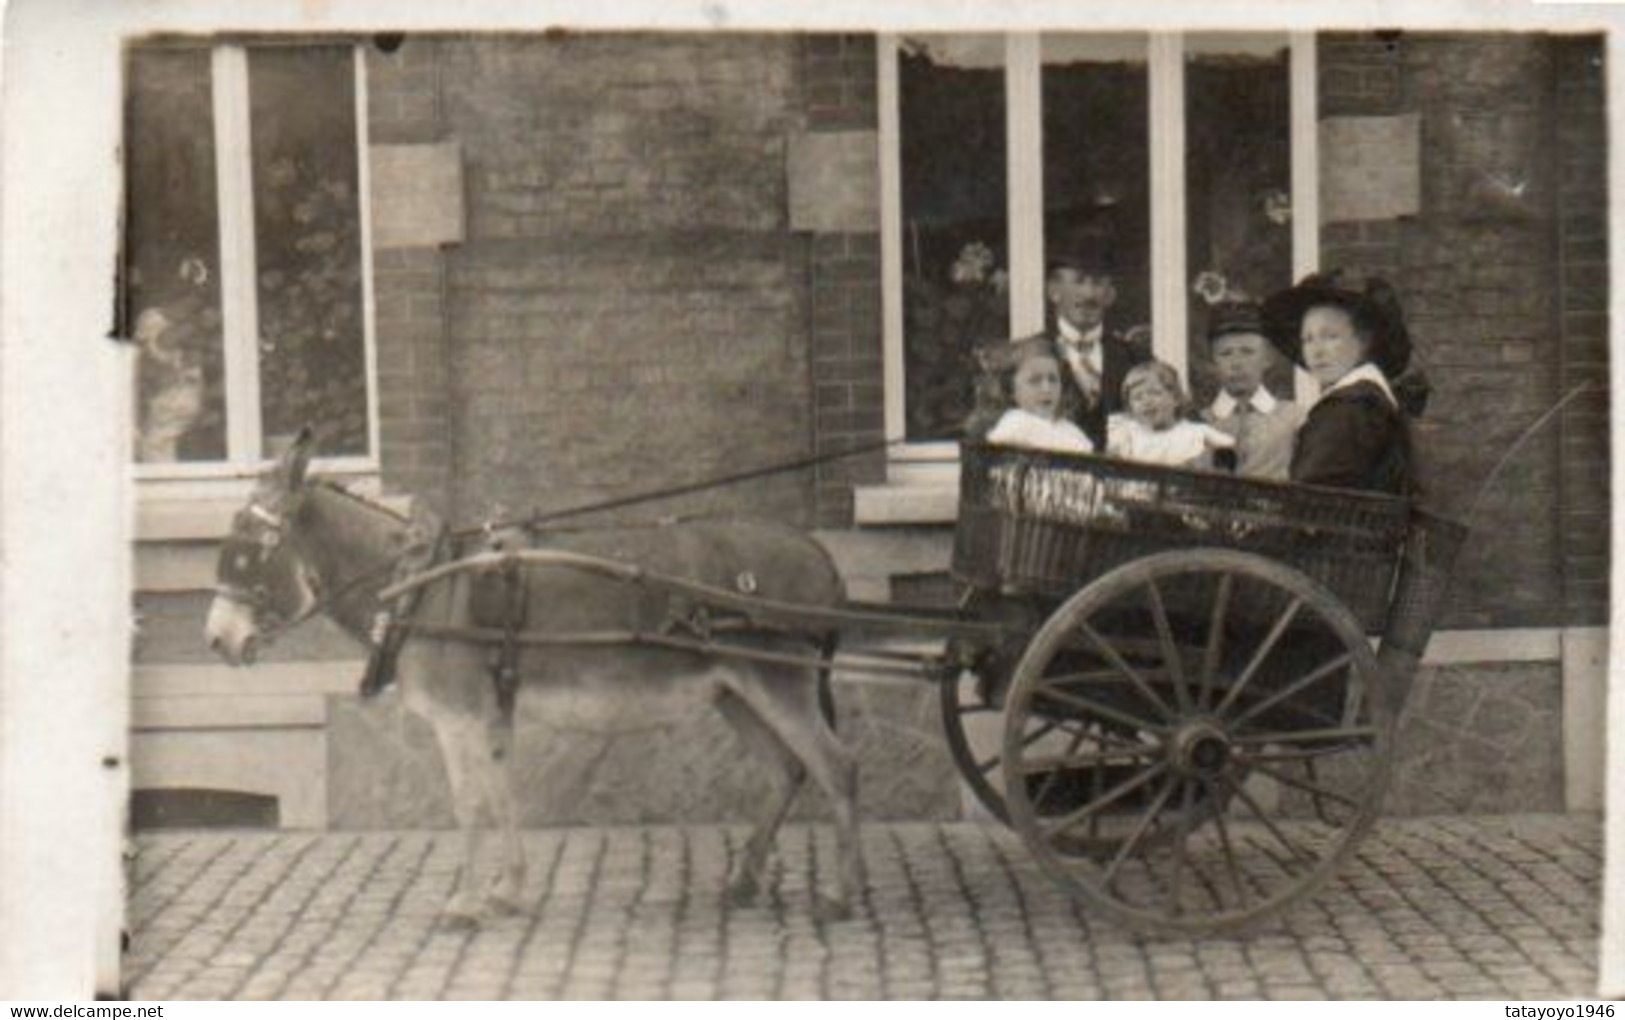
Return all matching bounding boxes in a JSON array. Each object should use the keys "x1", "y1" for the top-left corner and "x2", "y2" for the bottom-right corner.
[
  {"x1": 226, "y1": 437, "x2": 906, "y2": 643},
  {"x1": 448, "y1": 435, "x2": 905, "y2": 539}
]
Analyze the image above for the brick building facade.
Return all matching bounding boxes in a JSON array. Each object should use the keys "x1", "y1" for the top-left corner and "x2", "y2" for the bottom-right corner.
[
  {"x1": 368, "y1": 30, "x2": 1608, "y2": 624},
  {"x1": 131, "y1": 29, "x2": 1609, "y2": 829}
]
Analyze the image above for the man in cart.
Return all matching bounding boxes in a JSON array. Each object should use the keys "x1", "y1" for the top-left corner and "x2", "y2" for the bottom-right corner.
[{"x1": 1037, "y1": 228, "x2": 1152, "y2": 451}]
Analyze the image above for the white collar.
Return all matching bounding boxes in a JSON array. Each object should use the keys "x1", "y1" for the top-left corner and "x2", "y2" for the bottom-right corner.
[
  {"x1": 1321, "y1": 362, "x2": 1398, "y2": 408},
  {"x1": 1058, "y1": 318, "x2": 1103, "y2": 348},
  {"x1": 1211, "y1": 387, "x2": 1279, "y2": 418}
]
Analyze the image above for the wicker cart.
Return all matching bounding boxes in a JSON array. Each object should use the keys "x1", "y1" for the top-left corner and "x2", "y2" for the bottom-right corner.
[{"x1": 938, "y1": 442, "x2": 1467, "y2": 935}]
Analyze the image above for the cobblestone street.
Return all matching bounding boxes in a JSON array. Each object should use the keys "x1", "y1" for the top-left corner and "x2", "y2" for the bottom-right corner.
[{"x1": 125, "y1": 814, "x2": 1601, "y2": 1000}]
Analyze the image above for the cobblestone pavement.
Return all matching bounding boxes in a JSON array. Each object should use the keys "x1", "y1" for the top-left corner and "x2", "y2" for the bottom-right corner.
[{"x1": 125, "y1": 814, "x2": 1600, "y2": 1000}]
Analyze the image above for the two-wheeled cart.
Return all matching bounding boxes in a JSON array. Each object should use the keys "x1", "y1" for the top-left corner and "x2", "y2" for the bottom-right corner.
[{"x1": 382, "y1": 441, "x2": 1467, "y2": 936}]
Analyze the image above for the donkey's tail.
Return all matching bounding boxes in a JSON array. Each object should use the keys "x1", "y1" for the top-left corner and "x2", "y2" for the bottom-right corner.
[{"x1": 817, "y1": 631, "x2": 839, "y2": 731}]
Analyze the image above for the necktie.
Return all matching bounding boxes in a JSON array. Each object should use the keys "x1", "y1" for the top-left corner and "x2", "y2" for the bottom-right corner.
[
  {"x1": 1065, "y1": 340, "x2": 1102, "y2": 408},
  {"x1": 1234, "y1": 401, "x2": 1256, "y2": 458}
]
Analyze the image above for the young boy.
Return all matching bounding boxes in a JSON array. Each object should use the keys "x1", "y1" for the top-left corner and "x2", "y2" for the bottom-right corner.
[{"x1": 1199, "y1": 302, "x2": 1305, "y2": 481}]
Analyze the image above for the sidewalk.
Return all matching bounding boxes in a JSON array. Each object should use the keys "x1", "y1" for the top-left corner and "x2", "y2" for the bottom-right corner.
[{"x1": 125, "y1": 814, "x2": 1601, "y2": 1000}]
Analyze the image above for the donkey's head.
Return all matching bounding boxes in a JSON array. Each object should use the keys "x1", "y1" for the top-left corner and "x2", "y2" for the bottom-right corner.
[{"x1": 205, "y1": 427, "x2": 325, "y2": 665}]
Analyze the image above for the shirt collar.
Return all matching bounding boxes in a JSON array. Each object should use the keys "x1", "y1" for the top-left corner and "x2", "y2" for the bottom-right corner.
[
  {"x1": 1211, "y1": 387, "x2": 1278, "y2": 419},
  {"x1": 1058, "y1": 318, "x2": 1103, "y2": 348},
  {"x1": 1322, "y1": 362, "x2": 1398, "y2": 408}
]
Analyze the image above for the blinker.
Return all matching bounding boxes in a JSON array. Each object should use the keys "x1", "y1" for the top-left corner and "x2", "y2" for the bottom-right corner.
[{"x1": 249, "y1": 503, "x2": 285, "y2": 530}]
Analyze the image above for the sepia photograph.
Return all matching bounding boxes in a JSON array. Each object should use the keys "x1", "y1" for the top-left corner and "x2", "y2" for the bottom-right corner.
[{"x1": 1, "y1": 0, "x2": 1623, "y2": 1003}]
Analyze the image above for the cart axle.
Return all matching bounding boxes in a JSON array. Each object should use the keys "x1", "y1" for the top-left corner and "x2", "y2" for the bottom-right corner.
[{"x1": 1169, "y1": 718, "x2": 1233, "y2": 780}]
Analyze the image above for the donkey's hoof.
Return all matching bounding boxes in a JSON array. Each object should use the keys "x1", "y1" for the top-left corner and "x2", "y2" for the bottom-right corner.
[
  {"x1": 724, "y1": 873, "x2": 762, "y2": 909},
  {"x1": 484, "y1": 893, "x2": 525, "y2": 918},
  {"x1": 811, "y1": 893, "x2": 853, "y2": 924},
  {"x1": 438, "y1": 908, "x2": 482, "y2": 933}
]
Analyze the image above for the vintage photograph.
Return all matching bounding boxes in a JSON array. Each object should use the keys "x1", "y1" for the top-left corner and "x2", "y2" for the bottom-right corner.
[{"x1": 3, "y1": 0, "x2": 1621, "y2": 1003}]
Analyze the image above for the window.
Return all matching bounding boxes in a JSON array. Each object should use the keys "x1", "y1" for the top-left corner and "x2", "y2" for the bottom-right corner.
[
  {"x1": 879, "y1": 32, "x2": 1318, "y2": 462},
  {"x1": 126, "y1": 42, "x2": 377, "y2": 478}
]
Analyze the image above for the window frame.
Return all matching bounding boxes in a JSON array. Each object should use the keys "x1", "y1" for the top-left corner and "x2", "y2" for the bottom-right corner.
[
  {"x1": 131, "y1": 41, "x2": 381, "y2": 487},
  {"x1": 876, "y1": 31, "x2": 1321, "y2": 475}
]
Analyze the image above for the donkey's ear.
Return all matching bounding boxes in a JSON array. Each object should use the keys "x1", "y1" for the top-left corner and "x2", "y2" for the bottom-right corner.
[
  {"x1": 284, "y1": 426, "x2": 316, "y2": 489},
  {"x1": 262, "y1": 426, "x2": 317, "y2": 496}
]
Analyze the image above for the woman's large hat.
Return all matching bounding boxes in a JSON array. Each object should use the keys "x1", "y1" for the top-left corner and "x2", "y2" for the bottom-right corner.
[{"x1": 1260, "y1": 270, "x2": 1412, "y2": 378}]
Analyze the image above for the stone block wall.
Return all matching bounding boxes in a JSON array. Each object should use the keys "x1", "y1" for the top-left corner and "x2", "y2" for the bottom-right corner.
[
  {"x1": 328, "y1": 677, "x2": 962, "y2": 827},
  {"x1": 1389, "y1": 662, "x2": 1563, "y2": 815}
]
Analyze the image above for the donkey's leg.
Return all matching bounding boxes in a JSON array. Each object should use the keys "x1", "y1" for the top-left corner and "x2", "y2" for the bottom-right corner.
[
  {"x1": 470, "y1": 719, "x2": 527, "y2": 915},
  {"x1": 430, "y1": 716, "x2": 492, "y2": 928},
  {"x1": 713, "y1": 687, "x2": 806, "y2": 907},
  {"x1": 727, "y1": 671, "x2": 863, "y2": 922}
]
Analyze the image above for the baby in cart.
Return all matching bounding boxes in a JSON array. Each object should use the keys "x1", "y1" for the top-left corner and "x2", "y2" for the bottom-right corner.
[
  {"x1": 1106, "y1": 360, "x2": 1236, "y2": 470},
  {"x1": 977, "y1": 335, "x2": 1096, "y2": 456}
]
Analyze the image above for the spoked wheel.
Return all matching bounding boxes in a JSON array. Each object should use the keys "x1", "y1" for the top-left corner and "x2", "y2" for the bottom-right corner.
[
  {"x1": 940, "y1": 665, "x2": 1015, "y2": 823},
  {"x1": 1002, "y1": 549, "x2": 1393, "y2": 937},
  {"x1": 941, "y1": 645, "x2": 1209, "y2": 856}
]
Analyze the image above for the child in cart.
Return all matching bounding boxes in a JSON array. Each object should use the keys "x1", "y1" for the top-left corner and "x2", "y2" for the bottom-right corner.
[
  {"x1": 977, "y1": 336, "x2": 1097, "y2": 455},
  {"x1": 1106, "y1": 359, "x2": 1236, "y2": 469}
]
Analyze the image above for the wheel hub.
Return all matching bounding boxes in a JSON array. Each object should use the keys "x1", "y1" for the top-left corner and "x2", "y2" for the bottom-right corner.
[{"x1": 1168, "y1": 718, "x2": 1233, "y2": 780}]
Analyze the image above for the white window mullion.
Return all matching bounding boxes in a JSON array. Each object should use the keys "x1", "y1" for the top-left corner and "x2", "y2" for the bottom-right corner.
[
  {"x1": 1005, "y1": 33, "x2": 1045, "y2": 336},
  {"x1": 211, "y1": 45, "x2": 263, "y2": 465},
  {"x1": 1290, "y1": 32, "x2": 1322, "y2": 402},
  {"x1": 1148, "y1": 33, "x2": 1188, "y2": 381},
  {"x1": 877, "y1": 34, "x2": 906, "y2": 448},
  {"x1": 353, "y1": 46, "x2": 381, "y2": 464}
]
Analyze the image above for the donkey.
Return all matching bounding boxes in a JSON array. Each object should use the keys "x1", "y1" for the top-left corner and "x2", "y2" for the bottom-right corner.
[{"x1": 205, "y1": 429, "x2": 864, "y2": 924}]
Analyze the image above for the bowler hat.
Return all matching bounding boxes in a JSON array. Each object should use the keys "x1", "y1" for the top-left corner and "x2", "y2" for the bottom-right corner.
[
  {"x1": 1046, "y1": 229, "x2": 1116, "y2": 278},
  {"x1": 1206, "y1": 301, "x2": 1267, "y2": 345},
  {"x1": 1260, "y1": 270, "x2": 1412, "y2": 378}
]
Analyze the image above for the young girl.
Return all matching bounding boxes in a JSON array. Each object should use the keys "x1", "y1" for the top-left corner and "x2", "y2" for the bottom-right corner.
[
  {"x1": 1106, "y1": 360, "x2": 1236, "y2": 469},
  {"x1": 979, "y1": 336, "x2": 1096, "y2": 455}
]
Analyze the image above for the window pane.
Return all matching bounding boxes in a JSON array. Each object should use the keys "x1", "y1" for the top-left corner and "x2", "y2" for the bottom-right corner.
[
  {"x1": 248, "y1": 47, "x2": 369, "y2": 458},
  {"x1": 899, "y1": 35, "x2": 1009, "y2": 442},
  {"x1": 127, "y1": 47, "x2": 228, "y2": 464},
  {"x1": 1042, "y1": 35, "x2": 1151, "y2": 337},
  {"x1": 1184, "y1": 35, "x2": 1294, "y2": 407}
]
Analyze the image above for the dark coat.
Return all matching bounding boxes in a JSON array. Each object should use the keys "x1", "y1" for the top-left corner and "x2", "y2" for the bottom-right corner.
[
  {"x1": 1055, "y1": 327, "x2": 1152, "y2": 451},
  {"x1": 1290, "y1": 380, "x2": 1412, "y2": 495}
]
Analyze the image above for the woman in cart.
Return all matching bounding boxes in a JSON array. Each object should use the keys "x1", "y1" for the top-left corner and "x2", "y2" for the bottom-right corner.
[{"x1": 1261, "y1": 271, "x2": 1424, "y2": 495}]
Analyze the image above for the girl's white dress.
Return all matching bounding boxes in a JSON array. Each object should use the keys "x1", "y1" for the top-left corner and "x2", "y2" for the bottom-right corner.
[
  {"x1": 1106, "y1": 414, "x2": 1235, "y2": 467},
  {"x1": 986, "y1": 408, "x2": 1095, "y2": 455}
]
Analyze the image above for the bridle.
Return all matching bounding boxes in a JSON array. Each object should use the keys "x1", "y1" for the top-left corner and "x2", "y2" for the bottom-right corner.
[
  {"x1": 214, "y1": 500, "x2": 317, "y2": 638},
  {"x1": 216, "y1": 492, "x2": 432, "y2": 643}
]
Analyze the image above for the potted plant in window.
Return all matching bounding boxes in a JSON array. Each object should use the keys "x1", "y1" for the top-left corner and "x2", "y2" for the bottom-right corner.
[{"x1": 903, "y1": 239, "x2": 1011, "y2": 440}]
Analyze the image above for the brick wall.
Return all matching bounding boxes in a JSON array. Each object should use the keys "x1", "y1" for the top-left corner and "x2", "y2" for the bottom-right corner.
[
  {"x1": 803, "y1": 35, "x2": 887, "y2": 527},
  {"x1": 1553, "y1": 36, "x2": 1610, "y2": 626},
  {"x1": 368, "y1": 38, "x2": 455, "y2": 513},
  {"x1": 1318, "y1": 32, "x2": 1607, "y2": 628},
  {"x1": 370, "y1": 34, "x2": 814, "y2": 525}
]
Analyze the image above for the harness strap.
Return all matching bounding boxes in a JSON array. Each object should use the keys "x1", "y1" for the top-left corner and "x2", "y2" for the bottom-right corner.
[
  {"x1": 359, "y1": 522, "x2": 450, "y2": 698},
  {"x1": 488, "y1": 556, "x2": 528, "y2": 728}
]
